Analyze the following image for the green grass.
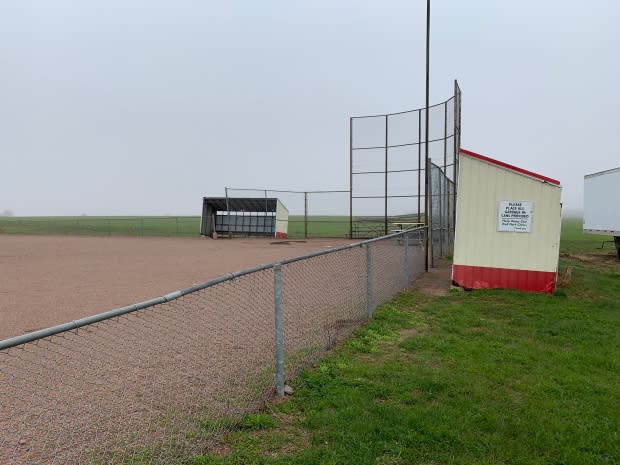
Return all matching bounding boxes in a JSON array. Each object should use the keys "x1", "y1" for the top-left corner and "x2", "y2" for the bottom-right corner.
[
  {"x1": 0, "y1": 215, "x2": 407, "y2": 239},
  {"x1": 287, "y1": 215, "x2": 424, "y2": 239},
  {"x1": 0, "y1": 216, "x2": 202, "y2": 237},
  {"x1": 183, "y1": 219, "x2": 620, "y2": 465},
  {"x1": 560, "y1": 217, "x2": 616, "y2": 254},
  {"x1": 287, "y1": 216, "x2": 350, "y2": 238},
  {"x1": 1, "y1": 214, "x2": 610, "y2": 245}
]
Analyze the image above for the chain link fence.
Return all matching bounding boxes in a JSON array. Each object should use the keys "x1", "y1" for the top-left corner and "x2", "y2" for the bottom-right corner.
[
  {"x1": 350, "y1": 81, "x2": 462, "y2": 243},
  {"x1": 429, "y1": 161, "x2": 456, "y2": 264},
  {"x1": 224, "y1": 188, "x2": 351, "y2": 238},
  {"x1": 1, "y1": 227, "x2": 427, "y2": 465}
]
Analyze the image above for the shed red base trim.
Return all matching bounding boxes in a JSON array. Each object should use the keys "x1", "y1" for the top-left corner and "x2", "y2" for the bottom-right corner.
[
  {"x1": 452, "y1": 264, "x2": 556, "y2": 293},
  {"x1": 274, "y1": 232, "x2": 288, "y2": 239}
]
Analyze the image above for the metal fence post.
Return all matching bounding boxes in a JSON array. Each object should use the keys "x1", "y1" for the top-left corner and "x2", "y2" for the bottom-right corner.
[
  {"x1": 366, "y1": 243, "x2": 374, "y2": 318},
  {"x1": 304, "y1": 192, "x2": 308, "y2": 239},
  {"x1": 225, "y1": 187, "x2": 232, "y2": 239},
  {"x1": 403, "y1": 232, "x2": 409, "y2": 289},
  {"x1": 274, "y1": 263, "x2": 285, "y2": 396},
  {"x1": 439, "y1": 171, "x2": 444, "y2": 258},
  {"x1": 427, "y1": 158, "x2": 434, "y2": 268},
  {"x1": 384, "y1": 114, "x2": 389, "y2": 236}
]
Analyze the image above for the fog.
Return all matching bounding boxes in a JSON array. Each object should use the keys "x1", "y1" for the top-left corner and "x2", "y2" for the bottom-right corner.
[{"x1": 1, "y1": 0, "x2": 617, "y2": 216}]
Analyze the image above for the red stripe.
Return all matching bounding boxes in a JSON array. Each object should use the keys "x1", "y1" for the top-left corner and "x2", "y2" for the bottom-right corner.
[
  {"x1": 452, "y1": 264, "x2": 557, "y2": 293},
  {"x1": 459, "y1": 148, "x2": 561, "y2": 186},
  {"x1": 274, "y1": 232, "x2": 288, "y2": 239}
]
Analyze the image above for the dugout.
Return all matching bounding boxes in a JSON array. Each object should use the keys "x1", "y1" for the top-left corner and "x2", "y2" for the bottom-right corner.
[
  {"x1": 200, "y1": 197, "x2": 289, "y2": 238},
  {"x1": 452, "y1": 149, "x2": 562, "y2": 293}
]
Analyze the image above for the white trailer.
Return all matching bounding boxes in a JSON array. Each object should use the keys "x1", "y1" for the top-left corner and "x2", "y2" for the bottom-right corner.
[{"x1": 583, "y1": 166, "x2": 620, "y2": 259}]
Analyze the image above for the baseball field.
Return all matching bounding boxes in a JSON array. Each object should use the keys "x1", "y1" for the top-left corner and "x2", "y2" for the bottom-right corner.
[
  {"x1": 0, "y1": 234, "x2": 355, "y2": 340},
  {"x1": 1, "y1": 219, "x2": 421, "y2": 465}
]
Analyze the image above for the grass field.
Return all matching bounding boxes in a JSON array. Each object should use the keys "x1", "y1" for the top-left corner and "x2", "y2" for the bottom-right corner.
[
  {"x1": 0, "y1": 215, "x2": 414, "y2": 239},
  {"x1": 0, "y1": 215, "x2": 608, "y2": 245},
  {"x1": 560, "y1": 217, "x2": 617, "y2": 254},
  {"x1": 182, "y1": 220, "x2": 620, "y2": 465},
  {"x1": 0, "y1": 216, "x2": 202, "y2": 237}
]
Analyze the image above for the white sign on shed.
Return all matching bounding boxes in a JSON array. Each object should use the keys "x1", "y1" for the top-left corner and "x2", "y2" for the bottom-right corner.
[{"x1": 497, "y1": 200, "x2": 533, "y2": 233}]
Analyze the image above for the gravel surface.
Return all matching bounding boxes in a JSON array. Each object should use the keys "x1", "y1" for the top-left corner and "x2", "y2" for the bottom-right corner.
[
  {"x1": 0, "y1": 233, "x2": 430, "y2": 464},
  {"x1": 0, "y1": 235, "x2": 353, "y2": 340}
]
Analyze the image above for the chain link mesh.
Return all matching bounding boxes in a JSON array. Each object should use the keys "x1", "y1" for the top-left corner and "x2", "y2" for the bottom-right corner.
[
  {"x1": 224, "y1": 189, "x2": 351, "y2": 238},
  {"x1": 350, "y1": 83, "x2": 461, "y2": 242},
  {"x1": 280, "y1": 247, "x2": 367, "y2": 379},
  {"x1": 1, "y1": 229, "x2": 429, "y2": 464},
  {"x1": 430, "y1": 162, "x2": 456, "y2": 261}
]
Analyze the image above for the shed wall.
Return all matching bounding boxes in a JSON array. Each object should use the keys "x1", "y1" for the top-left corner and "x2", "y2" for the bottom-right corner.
[
  {"x1": 275, "y1": 200, "x2": 289, "y2": 239},
  {"x1": 584, "y1": 167, "x2": 620, "y2": 235},
  {"x1": 453, "y1": 155, "x2": 562, "y2": 273}
]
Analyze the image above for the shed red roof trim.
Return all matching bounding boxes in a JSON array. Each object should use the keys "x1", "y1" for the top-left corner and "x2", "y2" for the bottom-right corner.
[{"x1": 459, "y1": 148, "x2": 561, "y2": 186}]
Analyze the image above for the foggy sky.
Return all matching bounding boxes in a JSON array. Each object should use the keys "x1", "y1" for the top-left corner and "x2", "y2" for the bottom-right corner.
[{"x1": 1, "y1": 0, "x2": 618, "y2": 216}]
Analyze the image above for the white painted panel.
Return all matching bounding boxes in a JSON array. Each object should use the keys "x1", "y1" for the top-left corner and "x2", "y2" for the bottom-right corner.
[
  {"x1": 584, "y1": 167, "x2": 620, "y2": 235},
  {"x1": 453, "y1": 155, "x2": 562, "y2": 272},
  {"x1": 275, "y1": 199, "x2": 289, "y2": 236}
]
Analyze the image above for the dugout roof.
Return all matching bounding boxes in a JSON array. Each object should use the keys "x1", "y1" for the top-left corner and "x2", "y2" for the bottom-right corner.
[{"x1": 202, "y1": 197, "x2": 279, "y2": 212}]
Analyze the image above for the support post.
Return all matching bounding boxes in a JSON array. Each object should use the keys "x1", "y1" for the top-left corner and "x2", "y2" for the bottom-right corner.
[
  {"x1": 444, "y1": 100, "x2": 449, "y2": 252},
  {"x1": 304, "y1": 192, "x2": 308, "y2": 239},
  {"x1": 366, "y1": 243, "x2": 374, "y2": 318},
  {"x1": 453, "y1": 80, "x2": 460, "y2": 239},
  {"x1": 428, "y1": 159, "x2": 435, "y2": 268},
  {"x1": 439, "y1": 168, "x2": 444, "y2": 258},
  {"x1": 424, "y1": 0, "x2": 431, "y2": 271},
  {"x1": 274, "y1": 263, "x2": 285, "y2": 396},
  {"x1": 349, "y1": 117, "x2": 354, "y2": 239},
  {"x1": 384, "y1": 114, "x2": 389, "y2": 236},
  {"x1": 418, "y1": 109, "x2": 422, "y2": 224},
  {"x1": 225, "y1": 187, "x2": 232, "y2": 239},
  {"x1": 403, "y1": 232, "x2": 409, "y2": 289}
]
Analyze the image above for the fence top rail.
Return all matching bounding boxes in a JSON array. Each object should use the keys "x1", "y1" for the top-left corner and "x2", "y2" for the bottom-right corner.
[
  {"x1": 352, "y1": 135, "x2": 454, "y2": 151},
  {"x1": 0, "y1": 227, "x2": 426, "y2": 351},
  {"x1": 351, "y1": 95, "x2": 455, "y2": 120},
  {"x1": 225, "y1": 187, "x2": 350, "y2": 194}
]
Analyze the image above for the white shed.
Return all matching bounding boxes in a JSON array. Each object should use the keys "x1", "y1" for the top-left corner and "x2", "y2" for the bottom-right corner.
[
  {"x1": 452, "y1": 149, "x2": 562, "y2": 293},
  {"x1": 583, "y1": 166, "x2": 620, "y2": 259}
]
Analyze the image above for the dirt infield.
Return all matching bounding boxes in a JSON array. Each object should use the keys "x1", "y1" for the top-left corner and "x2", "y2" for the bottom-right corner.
[
  {"x1": 1, "y1": 232, "x2": 428, "y2": 464},
  {"x1": 0, "y1": 235, "x2": 354, "y2": 340}
]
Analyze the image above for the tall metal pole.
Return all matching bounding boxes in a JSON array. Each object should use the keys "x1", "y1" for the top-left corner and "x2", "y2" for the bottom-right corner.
[
  {"x1": 385, "y1": 114, "x2": 389, "y2": 235},
  {"x1": 418, "y1": 109, "x2": 422, "y2": 224},
  {"x1": 424, "y1": 0, "x2": 431, "y2": 271},
  {"x1": 453, "y1": 80, "x2": 459, "y2": 237},
  {"x1": 349, "y1": 117, "x2": 354, "y2": 239},
  {"x1": 443, "y1": 101, "x2": 448, "y2": 252}
]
